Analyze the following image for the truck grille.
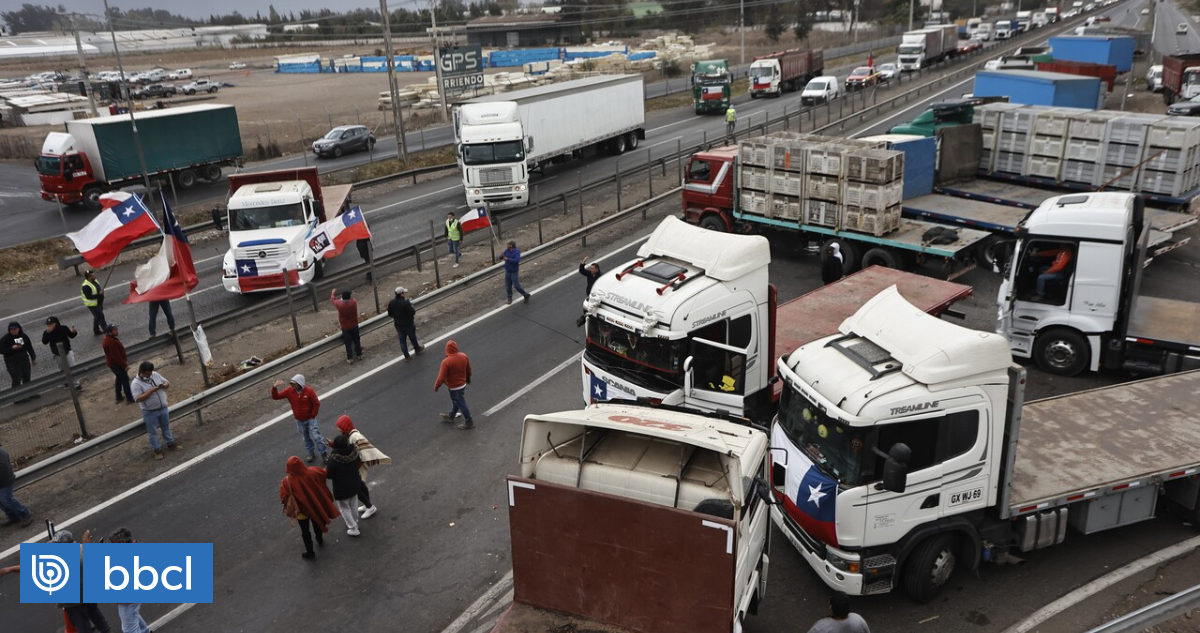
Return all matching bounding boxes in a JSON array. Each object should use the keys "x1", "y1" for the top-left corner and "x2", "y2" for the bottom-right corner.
[
  {"x1": 235, "y1": 245, "x2": 290, "y2": 260},
  {"x1": 479, "y1": 168, "x2": 512, "y2": 186}
]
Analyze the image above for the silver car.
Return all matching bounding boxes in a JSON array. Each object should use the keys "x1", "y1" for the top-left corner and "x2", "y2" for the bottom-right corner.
[{"x1": 312, "y1": 125, "x2": 377, "y2": 158}]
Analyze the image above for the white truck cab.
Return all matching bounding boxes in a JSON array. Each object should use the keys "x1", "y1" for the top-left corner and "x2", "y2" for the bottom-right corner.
[
  {"x1": 749, "y1": 58, "x2": 783, "y2": 97},
  {"x1": 454, "y1": 101, "x2": 529, "y2": 211},
  {"x1": 221, "y1": 177, "x2": 323, "y2": 293}
]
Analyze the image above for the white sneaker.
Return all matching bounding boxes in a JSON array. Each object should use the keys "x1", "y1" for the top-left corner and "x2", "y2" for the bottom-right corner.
[
  {"x1": 361, "y1": 506, "x2": 378, "y2": 519},
  {"x1": 357, "y1": 505, "x2": 367, "y2": 513},
  {"x1": 347, "y1": 528, "x2": 360, "y2": 537},
  {"x1": 453, "y1": 262, "x2": 459, "y2": 268}
]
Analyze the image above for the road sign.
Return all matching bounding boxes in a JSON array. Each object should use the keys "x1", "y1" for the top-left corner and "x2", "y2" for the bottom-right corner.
[{"x1": 440, "y1": 45, "x2": 484, "y2": 96}]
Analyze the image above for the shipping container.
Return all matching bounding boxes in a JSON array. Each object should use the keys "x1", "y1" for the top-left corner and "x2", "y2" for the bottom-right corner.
[
  {"x1": 974, "y1": 70, "x2": 1103, "y2": 108},
  {"x1": 1036, "y1": 59, "x2": 1117, "y2": 91},
  {"x1": 1048, "y1": 35, "x2": 1135, "y2": 72}
]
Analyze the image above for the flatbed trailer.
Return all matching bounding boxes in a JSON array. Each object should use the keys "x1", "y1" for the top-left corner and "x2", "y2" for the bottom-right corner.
[{"x1": 1005, "y1": 369, "x2": 1200, "y2": 519}]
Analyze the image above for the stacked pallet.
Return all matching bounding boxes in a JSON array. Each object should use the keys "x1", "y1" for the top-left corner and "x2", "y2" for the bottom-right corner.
[
  {"x1": 975, "y1": 103, "x2": 1200, "y2": 199},
  {"x1": 737, "y1": 132, "x2": 903, "y2": 236}
]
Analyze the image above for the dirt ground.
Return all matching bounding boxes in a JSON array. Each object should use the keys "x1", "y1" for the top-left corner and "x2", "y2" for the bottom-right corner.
[{"x1": 0, "y1": 161, "x2": 680, "y2": 541}]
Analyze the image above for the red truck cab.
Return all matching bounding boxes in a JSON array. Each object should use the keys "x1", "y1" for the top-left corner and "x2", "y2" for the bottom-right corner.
[
  {"x1": 37, "y1": 132, "x2": 99, "y2": 207},
  {"x1": 681, "y1": 146, "x2": 737, "y2": 231}
]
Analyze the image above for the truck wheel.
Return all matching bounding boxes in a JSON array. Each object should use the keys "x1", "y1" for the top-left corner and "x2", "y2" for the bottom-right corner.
[
  {"x1": 176, "y1": 169, "x2": 197, "y2": 189},
  {"x1": 82, "y1": 186, "x2": 103, "y2": 210},
  {"x1": 613, "y1": 134, "x2": 627, "y2": 154},
  {"x1": 903, "y1": 535, "x2": 957, "y2": 603},
  {"x1": 203, "y1": 165, "x2": 222, "y2": 181},
  {"x1": 626, "y1": 132, "x2": 639, "y2": 150},
  {"x1": 861, "y1": 247, "x2": 900, "y2": 269},
  {"x1": 824, "y1": 238, "x2": 860, "y2": 275},
  {"x1": 1034, "y1": 328, "x2": 1089, "y2": 376},
  {"x1": 700, "y1": 214, "x2": 726, "y2": 232}
]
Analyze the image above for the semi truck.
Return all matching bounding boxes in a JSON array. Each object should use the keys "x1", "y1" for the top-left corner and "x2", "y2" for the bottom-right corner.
[
  {"x1": 37, "y1": 103, "x2": 243, "y2": 209},
  {"x1": 997, "y1": 191, "x2": 1200, "y2": 376},
  {"x1": 1162, "y1": 53, "x2": 1200, "y2": 104},
  {"x1": 749, "y1": 48, "x2": 824, "y2": 98},
  {"x1": 494, "y1": 402, "x2": 771, "y2": 633},
  {"x1": 692, "y1": 59, "x2": 732, "y2": 114},
  {"x1": 769, "y1": 286, "x2": 1200, "y2": 601},
  {"x1": 581, "y1": 216, "x2": 972, "y2": 421},
  {"x1": 220, "y1": 167, "x2": 352, "y2": 294},
  {"x1": 897, "y1": 25, "x2": 958, "y2": 71},
  {"x1": 452, "y1": 75, "x2": 645, "y2": 211}
]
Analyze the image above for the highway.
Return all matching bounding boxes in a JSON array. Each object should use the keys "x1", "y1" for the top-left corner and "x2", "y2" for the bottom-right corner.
[{"x1": 1153, "y1": 0, "x2": 1200, "y2": 55}]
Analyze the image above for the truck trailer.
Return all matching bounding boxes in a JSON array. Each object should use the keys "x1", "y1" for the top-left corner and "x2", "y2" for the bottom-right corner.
[
  {"x1": 897, "y1": 25, "x2": 957, "y2": 71},
  {"x1": 37, "y1": 103, "x2": 243, "y2": 209},
  {"x1": 973, "y1": 70, "x2": 1104, "y2": 108},
  {"x1": 453, "y1": 75, "x2": 645, "y2": 211},
  {"x1": 1048, "y1": 34, "x2": 1136, "y2": 73},
  {"x1": 770, "y1": 287, "x2": 1200, "y2": 601},
  {"x1": 749, "y1": 48, "x2": 824, "y2": 98}
]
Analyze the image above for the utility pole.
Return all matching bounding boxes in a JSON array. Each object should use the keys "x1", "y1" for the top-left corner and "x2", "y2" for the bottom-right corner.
[
  {"x1": 430, "y1": 0, "x2": 449, "y2": 122},
  {"x1": 64, "y1": 12, "x2": 99, "y2": 117},
  {"x1": 379, "y1": 0, "x2": 408, "y2": 162},
  {"x1": 102, "y1": 0, "x2": 154, "y2": 200},
  {"x1": 908, "y1": 0, "x2": 915, "y2": 31},
  {"x1": 739, "y1": 0, "x2": 746, "y2": 67},
  {"x1": 853, "y1": 0, "x2": 860, "y2": 43}
]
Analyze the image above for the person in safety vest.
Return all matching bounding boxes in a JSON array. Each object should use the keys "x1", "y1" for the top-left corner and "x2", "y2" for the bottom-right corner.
[
  {"x1": 725, "y1": 106, "x2": 737, "y2": 137},
  {"x1": 80, "y1": 270, "x2": 107, "y2": 336},
  {"x1": 445, "y1": 212, "x2": 462, "y2": 268}
]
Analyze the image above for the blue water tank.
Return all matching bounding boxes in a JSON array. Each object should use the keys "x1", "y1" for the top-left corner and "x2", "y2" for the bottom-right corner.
[{"x1": 860, "y1": 134, "x2": 936, "y2": 199}]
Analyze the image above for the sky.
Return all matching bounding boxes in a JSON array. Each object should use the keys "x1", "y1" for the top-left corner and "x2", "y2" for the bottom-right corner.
[{"x1": 47, "y1": 0, "x2": 421, "y2": 21}]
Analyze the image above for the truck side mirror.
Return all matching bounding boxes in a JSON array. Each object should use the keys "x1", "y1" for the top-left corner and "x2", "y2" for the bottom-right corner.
[
  {"x1": 753, "y1": 476, "x2": 777, "y2": 505},
  {"x1": 524, "y1": 136, "x2": 533, "y2": 153},
  {"x1": 880, "y1": 443, "x2": 911, "y2": 493}
]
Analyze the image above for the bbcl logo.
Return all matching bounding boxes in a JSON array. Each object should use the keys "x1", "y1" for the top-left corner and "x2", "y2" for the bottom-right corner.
[{"x1": 21, "y1": 543, "x2": 213, "y2": 604}]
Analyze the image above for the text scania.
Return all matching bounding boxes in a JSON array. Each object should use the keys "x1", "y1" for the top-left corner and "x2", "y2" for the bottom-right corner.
[{"x1": 889, "y1": 401, "x2": 940, "y2": 416}]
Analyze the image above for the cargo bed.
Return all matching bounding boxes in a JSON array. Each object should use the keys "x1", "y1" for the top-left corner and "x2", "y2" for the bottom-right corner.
[
  {"x1": 736, "y1": 211, "x2": 992, "y2": 260},
  {"x1": 1126, "y1": 296, "x2": 1200, "y2": 351},
  {"x1": 902, "y1": 193, "x2": 1028, "y2": 234},
  {"x1": 1007, "y1": 370, "x2": 1200, "y2": 514}
]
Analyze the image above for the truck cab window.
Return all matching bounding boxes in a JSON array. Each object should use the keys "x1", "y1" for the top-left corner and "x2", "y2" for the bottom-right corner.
[
  {"x1": 687, "y1": 159, "x2": 713, "y2": 183},
  {"x1": 66, "y1": 155, "x2": 84, "y2": 171},
  {"x1": 870, "y1": 410, "x2": 980, "y2": 479},
  {"x1": 691, "y1": 318, "x2": 747, "y2": 396},
  {"x1": 1016, "y1": 240, "x2": 1076, "y2": 305}
]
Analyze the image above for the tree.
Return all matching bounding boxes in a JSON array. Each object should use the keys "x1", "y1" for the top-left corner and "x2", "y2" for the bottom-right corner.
[
  {"x1": 1, "y1": 3, "x2": 64, "y2": 34},
  {"x1": 765, "y1": 6, "x2": 785, "y2": 42},
  {"x1": 268, "y1": 4, "x2": 281, "y2": 24}
]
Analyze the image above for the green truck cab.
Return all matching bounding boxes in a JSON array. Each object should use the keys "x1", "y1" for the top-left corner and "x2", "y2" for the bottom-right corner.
[
  {"x1": 691, "y1": 59, "x2": 731, "y2": 115},
  {"x1": 889, "y1": 96, "x2": 1008, "y2": 136}
]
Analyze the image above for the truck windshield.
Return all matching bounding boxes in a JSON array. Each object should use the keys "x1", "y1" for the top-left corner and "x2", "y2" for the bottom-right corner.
[
  {"x1": 36, "y1": 156, "x2": 61, "y2": 175},
  {"x1": 584, "y1": 318, "x2": 686, "y2": 392},
  {"x1": 899, "y1": 44, "x2": 923, "y2": 55},
  {"x1": 461, "y1": 141, "x2": 524, "y2": 165},
  {"x1": 1184, "y1": 69, "x2": 1200, "y2": 84},
  {"x1": 750, "y1": 66, "x2": 773, "y2": 78},
  {"x1": 696, "y1": 74, "x2": 728, "y2": 86},
  {"x1": 229, "y1": 203, "x2": 306, "y2": 231},
  {"x1": 776, "y1": 382, "x2": 869, "y2": 486}
]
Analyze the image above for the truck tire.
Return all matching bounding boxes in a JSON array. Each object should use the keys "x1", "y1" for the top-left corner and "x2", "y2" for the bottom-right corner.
[
  {"x1": 626, "y1": 132, "x2": 639, "y2": 150},
  {"x1": 176, "y1": 169, "x2": 197, "y2": 189},
  {"x1": 824, "y1": 238, "x2": 860, "y2": 275},
  {"x1": 861, "y1": 247, "x2": 901, "y2": 269},
  {"x1": 700, "y1": 214, "x2": 727, "y2": 232},
  {"x1": 613, "y1": 134, "x2": 627, "y2": 154},
  {"x1": 1034, "y1": 328, "x2": 1089, "y2": 376},
  {"x1": 82, "y1": 186, "x2": 103, "y2": 210},
  {"x1": 203, "y1": 165, "x2": 222, "y2": 181},
  {"x1": 903, "y1": 534, "x2": 957, "y2": 603}
]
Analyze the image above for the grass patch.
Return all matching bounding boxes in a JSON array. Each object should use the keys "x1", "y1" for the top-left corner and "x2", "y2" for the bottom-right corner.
[
  {"x1": 324, "y1": 146, "x2": 458, "y2": 185},
  {"x1": 0, "y1": 237, "x2": 76, "y2": 282}
]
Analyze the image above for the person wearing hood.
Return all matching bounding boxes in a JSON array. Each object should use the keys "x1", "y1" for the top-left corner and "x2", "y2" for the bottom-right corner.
[
  {"x1": 271, "y1": 374, "x2": 328, "y2": 463},
  {"x1": 1, "y1": 321, "x2": 36, "y2": 388},
  {"x1": 280, "y1": 455, "x2": 340, "y2": 560},
  {"x1": 333, "y1": 415, "x2": 388, "y2": 518},
  {"x1": 325, "y1": 435, "x2": 366, "y2": 536},
  {"x1": 386, "y1": 287, "x2": 422, "y2": 360},
  {"x1": 101, "y1": 324, "x2": 134, "y2": 404},
  {"x1": 434, "y1": 340, "x2": 474, "y2": 430},
  {"x1": 821, "y1": 242, "x2": 845, "y2": 285},
  {"x1": 50, "y1": 529, "x2": 114, "y2": 633},
  {"x1": 41, "y1": 316, "x2": 80, "y2": 389}
]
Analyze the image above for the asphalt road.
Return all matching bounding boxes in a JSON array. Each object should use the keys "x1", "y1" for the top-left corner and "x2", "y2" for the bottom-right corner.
[
  {"x1": 2, "y1": 221, "x2": 1199, "y2": 632},
  {"x1": 1153, "y1": 0, "x2": 1200, "y2": 55}
]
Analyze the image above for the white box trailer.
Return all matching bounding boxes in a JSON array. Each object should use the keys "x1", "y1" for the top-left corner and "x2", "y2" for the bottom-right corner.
[{"x1": 454, "y1": 74, "x2": 646, "y2": 210}]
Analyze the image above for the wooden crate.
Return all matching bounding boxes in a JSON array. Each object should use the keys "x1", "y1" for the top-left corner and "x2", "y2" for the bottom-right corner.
[
  {"x1": 806, "y1": 174, "x2": 840, "y2": 201},
  {"x1": 740, "y1": 190, "x2": 768, "y2": 216},
  {"x1": 843, "y1": 181, "x2": 902, "y2": 210},
  {"x1": 771, "y1": 194, "x2": 802, "y2": 220},
  {"x1": 844, "y1": 149, "x2": 904, "y2": 184},
  {"x1": 804, "y1": 199, "x2": 839, "y2": 227},
  {"x1": 739, "y1": 165, "x2": 770, "y2": 191},
  {"x1": 771, "y1": 170, "x2": 804, "y2": 196},
  {"x1": 1027, "y1": 155, "x2": 1062, "y2": 180},
  {"x1": 804, "y1": 146, "x2": 844, "y2": 176},
  {"x1": 738, "y1": 141, "x2": 770, "y2": 167},
  {"x1": 1064, "y1": 138, "x2": 1101, "y2": 162},
  {"x1": 770, "y1": 141, "x2": 806, "y2": 171},
  {"x1": 1030, "y1": 134, "x2": 1065, "y2": 158},
  {"x1": 844, "y1": 205, "x2": 901, "y2": 237}
]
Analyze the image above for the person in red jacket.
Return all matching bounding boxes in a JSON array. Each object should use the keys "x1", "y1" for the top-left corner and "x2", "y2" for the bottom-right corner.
[
  {"x1": 101, "y1": 324, "x2": 133, "y2": 404},
  {"x1": 279, "y1": 455, "x2": 340, "y2": 560},
  {"x1": 272, "y1": 374, "x2": 328, "y2": 463},
  {"x1": 434, "y1": 340, "x2": 473, "y2": 430},
  {"x1": 331, "y1": 287, "x2": 362, "y2": 364},
  {"x1": 1034, "y1": 245, "x2": 1074, "y2": 299}
]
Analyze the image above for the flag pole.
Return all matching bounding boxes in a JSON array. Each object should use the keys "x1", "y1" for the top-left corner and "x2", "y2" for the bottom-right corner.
[{"x1": 184, "y1": 291, "x2": 210, "y2": 387}]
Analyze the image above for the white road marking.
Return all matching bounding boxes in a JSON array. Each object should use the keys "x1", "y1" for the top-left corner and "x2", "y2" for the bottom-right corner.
[
  {"x1": 363, "y1": 184, "x2": 462, "y2": 217},
  {"x1": 1001, "y1": 533, "x2": 1200, "y2": 633},
  {"x1": 482, "y1": 351, "x2": 582, "y2": 417},
  {"x1": 150, "y1": 603, "x2": 197, "y2": 629},
  {"x1": 439, "y1": 571, "x2": 515, "y2": 633}
]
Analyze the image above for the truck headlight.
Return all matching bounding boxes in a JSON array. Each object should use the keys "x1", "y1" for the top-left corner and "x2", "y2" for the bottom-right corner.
[
  {"x1": 297, "y1": 257, "x2": 312, "y2": 271},
  {"x1": 825, "y1": 546, "x2": 861, "y2": 574},
  {"x1": 222, "y1": 262, "x2": 237, "y2": 278},
  {"x1": 471, "y1": 189, "x2": 481, "y2": 195},
  {"x1": 514, "y1": 184, "x2": 526, "y2": 192}
]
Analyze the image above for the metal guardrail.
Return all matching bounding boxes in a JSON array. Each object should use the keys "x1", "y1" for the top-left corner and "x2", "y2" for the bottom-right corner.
[{"x1": 1084, "y1": 583, "x2": 1200, "y2": 633}]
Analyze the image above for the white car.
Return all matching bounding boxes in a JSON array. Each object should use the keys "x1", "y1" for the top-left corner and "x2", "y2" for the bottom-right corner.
[
  {"x1": 1146, "y1": 64, "x2": 1164, "y2": 91},
  {"x1": 182, "y1": 79, "x2": 220, "y2": 95},
  {"x1": 800, "y1": 76, "x2": 841, "y2": 105},
  {"x1": 1141, "y1": 7, "x2": 1150, "y2": 14},
  {"x1": 168, "y1": 68, "x2": 193, "y2": 80},
  {"x1": 228, "y1": 61, "x2": 247, "y2": 70},
  {"x1": 1178, "y1": 23, "x2": 1189, "y2": 34},
  {"x1": 877, "y1": 62, "x2": 900, "y2": 82}
]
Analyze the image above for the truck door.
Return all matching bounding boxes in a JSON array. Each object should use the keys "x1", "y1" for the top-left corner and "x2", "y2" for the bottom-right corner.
[
  {"x1": 685, "y1": 313, "x2": 754, "y2": 414},
  {"x1": 1002, "y1": 238, "x2": 1078, "y2": 356}
]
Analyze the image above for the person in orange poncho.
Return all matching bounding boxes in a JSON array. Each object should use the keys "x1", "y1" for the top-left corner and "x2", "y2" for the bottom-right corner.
[{"x1": 279, "y1": 456, "x2": 340, "y2": 560}]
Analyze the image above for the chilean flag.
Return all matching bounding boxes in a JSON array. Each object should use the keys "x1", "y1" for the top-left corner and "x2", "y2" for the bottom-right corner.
[
  {"x1": 308, "y1": 206, "x2": 371, "y2": 260},
  {"x1": 125, "y1": 195, "x2": 199, "y2": 303},
  {"x1": 701, "y1": 85, "x2": 724, "y2": 100},
  {"x1": 771, "y1": 424, "x2": 839, "y2": 546},
  {"x1": 459, "y1": 207, "x2": 491, "y2": 233},
  {"x1": 65, "y1": 192, "x2": 160, "y2": 268}
]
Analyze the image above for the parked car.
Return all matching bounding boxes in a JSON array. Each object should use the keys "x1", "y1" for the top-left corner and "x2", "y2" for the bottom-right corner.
[
  {"x1": 1167, "y1": 94, "x2": 1200, "y2": 116},
  {"x1": 228, "y1": 61, "x2": 247, "y2": 70},
  {"x1": 168, "y1": 68, "x2": 193, "y2": 80},
  {"x1": 844, "y1": 66, "x2": 882, "y2": 91},
  {"x1": 1146, "y1": 64, "x2": 1164, "y2": 92},
  {"x1": 131, "y1": 83, "x2": 177, "y2": 99},
  {"x1": 312, "y1": 125, "x2": 376, "y2": 158},
  {"x1": 181, "y1": 79, "x2": 220, "y2": 95},
  {"x1": 877, "y1": 62, "x2": 900, "y2": 82},
  {"x1": 1141, "y1": 7, "x2": 1150, "y2": 14},
  {"x1": 801, "y1": 75, "x2": 841, "y2": 104},
  {"x1": 1178, "y1": 23, "x2": 1189, "y2": 34}
]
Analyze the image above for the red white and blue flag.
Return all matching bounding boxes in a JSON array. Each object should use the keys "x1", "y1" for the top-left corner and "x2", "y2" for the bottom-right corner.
[
  {"x1": 701, "y1": 85, "x2": 724, "y2": 100},
  {"x1": 308, "y1": 205, "x2": 371, "y2": 260},
  {"x1": 65, "y1": 191, "x2": 160, "y2": 268},
  {"x1": 125, "y1": 194, "x2": 199, "y2": 304},
  {"x1": 459, "y1": 207, "x2": 491, "y2": 233},
  {"x1": 771, "y1": 424, "x2": 839, "y2": 546}
]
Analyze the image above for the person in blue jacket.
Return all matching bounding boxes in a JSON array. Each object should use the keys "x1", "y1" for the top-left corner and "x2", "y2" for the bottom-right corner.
[{"x1": 501, "y1": 240, "x2": 531, "y2": 305}]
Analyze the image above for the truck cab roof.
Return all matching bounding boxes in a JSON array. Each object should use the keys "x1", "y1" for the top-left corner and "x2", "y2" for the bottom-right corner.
[
  {"x1": 1023, "y1": 192, "x2": 1135, "y2": 241},
  {"x1": 229, "y1": 179, "x2": 312, "y2": 207},
  {"x1": 636, "y1": 215, "x2": 769, "y2": 281}
]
